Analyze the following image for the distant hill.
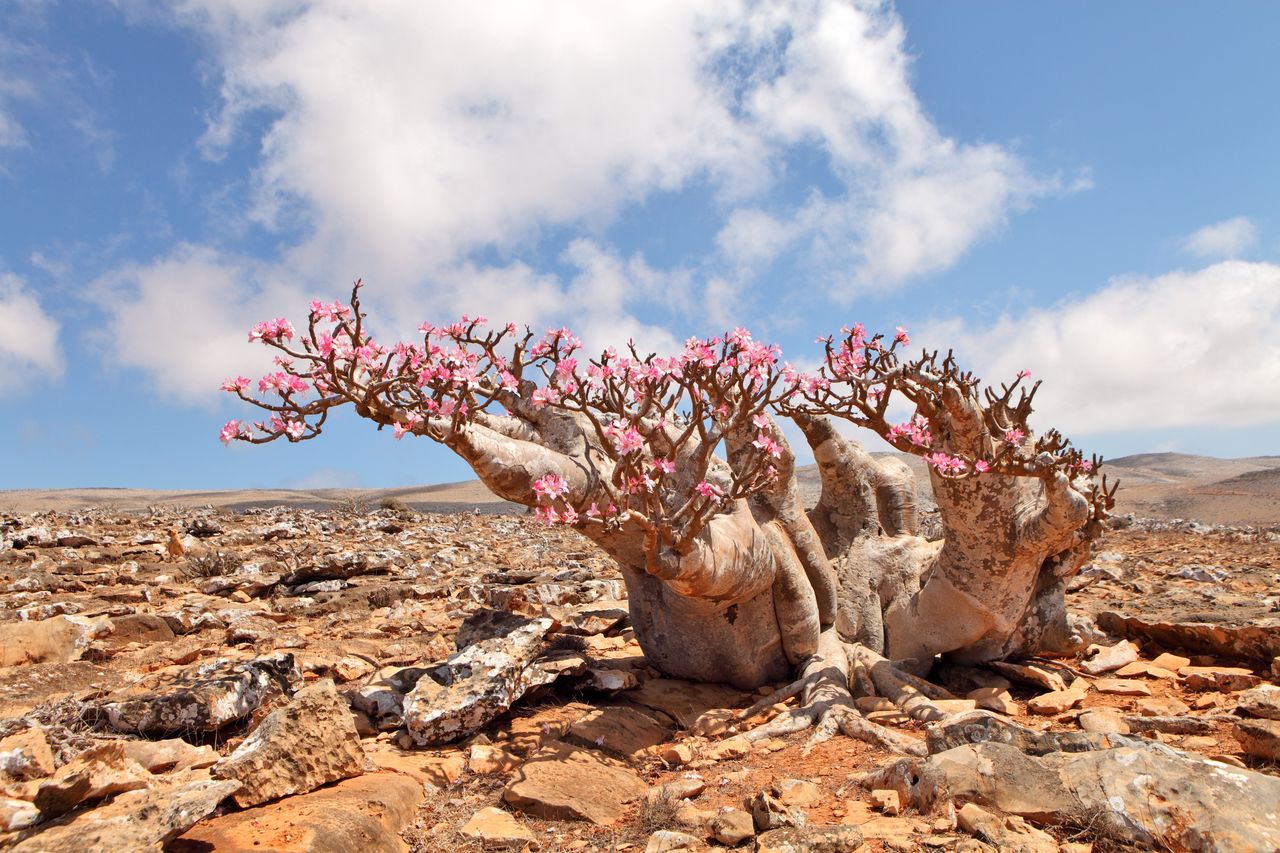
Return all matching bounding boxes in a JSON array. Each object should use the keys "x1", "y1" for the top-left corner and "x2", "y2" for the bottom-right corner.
[{"x1": 3, "y1": 452, "x2": 1277, "y2": 525}]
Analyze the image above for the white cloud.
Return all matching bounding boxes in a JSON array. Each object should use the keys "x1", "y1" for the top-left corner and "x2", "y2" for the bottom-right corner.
[
  {"x1": 87, "y1": 245, "x2": 308, "y2": 406},
  {"x1": 96, "y1": 1, "x2": 1065, "y2": 401},
  {"x1": 917, "y1": 261, "x2": 1280, "y2": 436},
  {"x1": 0, "y1": 273, "x2": 64, "y2": 391},
  {"x1": 1182, "y1": 216, "x2": 1257, "y2": 259}
]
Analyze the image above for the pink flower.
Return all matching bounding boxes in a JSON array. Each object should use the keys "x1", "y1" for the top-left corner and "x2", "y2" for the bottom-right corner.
[
  {"x1": 219, "y1": 420, "x2": 245, "y2": 445},
  {"x1": 221, "y1": 376, "x2": 251, "y2": 393},
  {"x1": 531, "y1": 386, "x2": 562, "y2": 408},
  {"x1": 974, "y1": 460, "x2": 990, "y2": 473},
  {"x1": 533, "y1": 505, "x2": 559, "y2": 526},
  {"x1": 532, "y1": 473, "x2": 570, "y2": 500},
  {"x1": 248, "y1": 318, "x2": 295, "y2": 344},
  {"x1": 695, "y1": 480, "x2": 722, "y2": 499},
  {"x1": 1003, "y1": 427, "x2": 1026, "y2": 445},
  {"x1": 894, "y1": 326, "x2": 910, "y2": 345},
  {"x1": 653, "y1": 458, "x2": 676, "y2": 475},
  {"x1": 753, "y1": 434, "x2": 783, "y2": 458},
  {"x1": 1017, "y1": 369, "x2": 1032, "y2": 379},
  {"x1": 284, "y1": 421, "x2": 305, "y2": 440},
  {"x1": 751, "y1": 413, "x2": 771, "y2": 430},
  {"x1": 559, "y1": 505, "x2": 579, "y2": 525},
  {"x1": 925, "y1": 452, "x2": 967, "y2": 475}
]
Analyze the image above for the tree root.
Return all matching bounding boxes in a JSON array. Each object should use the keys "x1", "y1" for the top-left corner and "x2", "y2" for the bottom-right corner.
[{"x1": 737, "y1": 631, "x2": 927, "y2": 757}]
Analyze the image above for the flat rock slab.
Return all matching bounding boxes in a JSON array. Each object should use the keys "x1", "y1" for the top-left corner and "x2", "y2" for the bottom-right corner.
[
  {"x1": 567, "y1": 704, "x2": 673, "y2": 758},
  {"x1": 171, "y1": 772, "x2": 422, "y2": 853},
  {"x1": 212, "y1": 679, "x2": 365, "y2": 807},
  {"x1": 1097, "y1": 610, "x2": 1280, "y2": 665},
  {"x1": 624, "y1": 678, "x2": 748, "y2": 729},
  {"x1": 503, "y1": 740, "x2": 647, "y2": 824},
  {"x1": 0, "y1": 617, "x2": 103, "y2": 667},
  {"x1": 10, "y1": 776, "x2": 239, "y2": 852}
]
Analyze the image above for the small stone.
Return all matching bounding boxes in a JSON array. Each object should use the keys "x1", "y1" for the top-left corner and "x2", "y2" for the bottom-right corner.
[
  {"x1": 460, "y1": 806, "x2": 536, "y2": 846},
  {"x1": 756, "y1": 826, "x2": 865, "y2": 853},
  {"x1": 1094, "y1": 678, "x2": 1152, "y2": 696},
  {"x1": 1234, "y1": 718, "x2": 1280, "y2": 761},
  {"x1": 931, "y1": 699, "x2": 978, "y2": 714},
  {"x1": 332, "y1": 655, "x2": 376, "y2": 682},
  {"x1": 966, "y1": 687, "x2": 1018, "y2": 715},
  {"x1": 710, "y1": 808, "x2": 755, "y2": 844},
  {"x1": 1080, "y1": 640, "x2": 1140, "y2": 675},
  {"x1": 648, "y1": 777, "x2": 706, "y2": 803},
  {"x1": 661, "y1": 743, "x2": 695, "y2": 766},
  {"x1": 1027, "y1": 687, "x2": 1087, "y2": 715},
  {"x1": 1136, "y1": 695, "x2": 1190, "y2": 717},
  {"x1": 1151, "y1": 652, "x2": 1192, "y2": 671},
  {"x1": 1078, "y1": 708, "x2": 1130, "y2": 735},
  {"x1": 749, "y1": 791, "x2": 805, "y2": 831},
  {"x1": 469, "y1": 743, "x2": 521, "y2": 774},
  {"x1": 707, "y1": 735, "x2": 752, "y2": 761},
  {"x1": 855, "y1": 697, "x2": 896, "y2": 713},
  {"x1": 773, "y1": 778, "x2": 822, "y2": 806},
  {"x1": 645, "y1": 829, "x2": 705, "y2": 853},
  {"x1": 689, "y1": 707, "x2": 737, "y2": 737},
  {"x1": 870, "y1": 789, "x2": 901, "y2": 816},
  {"x1": 1115, "y1": 661, "x2": 1177, "y2": 679},
  {"x1": 1181, "y1": 735, "x2": 1217, "y2": 750}
]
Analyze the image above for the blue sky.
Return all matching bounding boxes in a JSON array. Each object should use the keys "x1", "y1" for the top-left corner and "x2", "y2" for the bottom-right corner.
[{"x1": 1, "y1": 1, "x2": 1277, "y2": 490}]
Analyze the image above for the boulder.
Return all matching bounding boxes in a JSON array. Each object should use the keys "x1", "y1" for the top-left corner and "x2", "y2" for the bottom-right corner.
[
  {"x1": 645, "y1": 829, "x2": 706, "y2": 852},
  {"x1": 402, "y1": 616, "x2": 556, "y2": 744},
  {"x1": 171, "y1": 772, "x2": 420, "y2": 853},
  {"x1": 708, "y1": 808, "x2": 754, "y2": 845},
  {"x1": 97, "y1": 653, "x2": 299, "y2": 735},
  {"x1": 502, "y1": 740, "x2": 647, "y2": 824},
  {"x1": 0, "y1": 616, "x2": 108, "y2": 667},
  {"x1": 212, "y1": 680, "x2": 365, "y2": 807},
  {"x1": 33, "y1": 743, "x2": 153, "y2": 818}
]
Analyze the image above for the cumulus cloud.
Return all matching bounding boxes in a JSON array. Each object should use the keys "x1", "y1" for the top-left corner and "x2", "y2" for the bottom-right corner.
[
  {"x1": 87, "y1": 245, "x2": 309, "y2": 406},
  {"x1": 97, "y1": 1, "x2": 1062, "y2": 400},
  {"x1": 918, "y1": 261, "x2": 1280, "y2": 435},
  {"x1": 1182, "y1": 216, "x2": 1257, "y2": 259},
  {"x1": 0, "y1": 273, "x2": 64, "y2": 391}
]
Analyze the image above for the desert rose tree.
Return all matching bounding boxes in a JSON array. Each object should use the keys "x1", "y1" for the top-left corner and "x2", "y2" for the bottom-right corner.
[{"x1": 224, "y1": 282, "x2": 1114, "y2": 750}]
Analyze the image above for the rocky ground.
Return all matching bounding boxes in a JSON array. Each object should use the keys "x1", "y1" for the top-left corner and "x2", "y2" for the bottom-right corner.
[{"x1": 1, "y1": 503, "x2": 1278, "y2": 852}]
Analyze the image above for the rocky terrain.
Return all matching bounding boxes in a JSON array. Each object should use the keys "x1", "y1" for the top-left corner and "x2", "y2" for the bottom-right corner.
[{"x1": 1, "y1": 469, "x2": 1278, "y2": 852}]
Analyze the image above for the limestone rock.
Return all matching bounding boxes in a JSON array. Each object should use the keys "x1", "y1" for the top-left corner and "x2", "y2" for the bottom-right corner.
[
  {"x1": 403, "y1": 616, "x2": 556, "y2": 745},
  {"x1": 1026, "y1": 686, "x2": 1087, "y2": 715},
  {"x1": 707, "y1": 735, "x2": 751, "y2": 761},
  {"x1": 0, "y1": 797, "x2": 40, "y2": 832},
  {"x1": 468, "y1": 743, "x2": 521, "y2": 774},
  {"x1": 708, "y1": 808, "x2": 754, "y2": 845},
  {"x1": 870, "y1": 789, "x2": 901, "y2": 816},
  {"x1": 0, "y1": 728, "x2": 56, "y2": 781},
  {"x1": 212, "y1": 679, "x2": 365, "y2": 807},
  {"x1": 1079, "y1": 640, "x2": 1139, "y2": 675},
  {"x1": 11, "y1": 777, "x2": 238, "y2": 853},
  {"x1": 1233, "y1": 718, "x2": 1280, "y2": 761},
  {"x1": 33, "y1": 743, "x2": 153, "y2": 818},
  {"x1": 502, "y1": 740, "x2": 647, "y2": 824},
  {"x1": 966, "y1": 687, "x2": 1017, "y2": 715},
  {"x1": 749, "y1": 790, "x2": 805, "y2": 831},
  {"x1": 957, "y1": 803, "x2": 1058, "y2": 853},
  {"x1": 1078, "y1": 708, "x2": 1130, "y2": 735},
  {"x1": 1093, "y1": 678, "x2": 1151, "y2": 696},
  {"x1": 567, "y1": 704, "x2": 672, "y2": 758},
  {"x1": 172, "y1": 772, "x2": 420, "y2": 853},
  {"x1": 646, "y1": 829, "x2": 706, "y2": 852},
  {"x1": 755, "y1": 826, "x2": 864, "y2": 853},
  {"x1": 773, "y1": 778, "x2": 822, "y2": 807},
  {"x1": 119, "y1": 737, "x2": 218, "y2": 773},
  {"x1": 0, "y1": 616, "x2": 107, "y2": 667},
  {"x1": 97, "y1": 653, "x2": 299, "y2": 735},
  {"x1": 625, "y1": 678, "x2": 748, "y2": 729},
  {"x1": 1235, "y1": 683, "x2": 1280, "y2": 720},
  {"x1": 1135, "y1": 694, "x2": 1189, "y2": 716},
  {"x1": 460, "y1": 806, "x2": 536, "y2": 846},
  {"x1": 1179, "y1": 665, "x2": 1262, "y2": 693}
]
